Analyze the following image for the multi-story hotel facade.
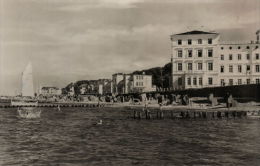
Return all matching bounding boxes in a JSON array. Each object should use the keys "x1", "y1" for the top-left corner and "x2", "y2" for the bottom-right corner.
[{"x1": 171, "y1": 30, "x2": 260, "y2": 90}]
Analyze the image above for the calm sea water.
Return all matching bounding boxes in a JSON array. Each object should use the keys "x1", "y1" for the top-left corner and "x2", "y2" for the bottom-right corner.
[{"x1": 0, "y1": 107, "x2": 260, "y2": 166}]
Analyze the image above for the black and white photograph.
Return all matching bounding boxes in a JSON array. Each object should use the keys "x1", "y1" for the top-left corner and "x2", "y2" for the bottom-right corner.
[{"x1": 0, "y1": 0, "x2": 260, "y2": 165}]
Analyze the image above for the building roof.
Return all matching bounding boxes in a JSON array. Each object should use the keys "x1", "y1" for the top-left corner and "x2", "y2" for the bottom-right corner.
[
  {"x1": 41, "y1": 87, "x2": 59, "y2": 90},
  {"x1": 174, "y1": 30, "x2": 218, "y2": 35}
]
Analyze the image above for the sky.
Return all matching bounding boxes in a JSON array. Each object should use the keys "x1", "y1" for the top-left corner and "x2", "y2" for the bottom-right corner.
[{"x1": 0, "y1": 0, "x2": 259, "y2": 95}]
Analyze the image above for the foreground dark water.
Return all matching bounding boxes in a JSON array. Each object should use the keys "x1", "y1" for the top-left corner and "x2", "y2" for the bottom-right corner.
[{"x1": 0, "y1": 107, "x2": 260, "y2": 166}]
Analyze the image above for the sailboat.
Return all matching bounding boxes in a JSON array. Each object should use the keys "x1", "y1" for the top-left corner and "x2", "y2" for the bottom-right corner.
[
  {"x1": 11, "y1": 62, "x2": 41, "y2": 118},
  {"x1": 11, "y1": 62, "x2": 37, "y2": 106}
]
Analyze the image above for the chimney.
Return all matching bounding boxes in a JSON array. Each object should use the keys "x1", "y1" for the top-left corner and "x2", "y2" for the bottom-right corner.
[{"x1": 256, "y1": 30, "x2": 260, "y2": 43}]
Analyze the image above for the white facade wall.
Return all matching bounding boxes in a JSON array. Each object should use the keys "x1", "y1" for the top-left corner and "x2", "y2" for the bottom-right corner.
[
  {"x1": 132, "y1": 75, "x2": 154, "y2": 92},
  {"x1": 171, "y1": 30, "x2": 260, "y2": 90},
  {"x1": 218, "y1": 43, "x2": 260, "y2": 86},
  {"x1": 112, "y1": 73, "x2": 155, "y2": 94},
  {"x1": 171, "y1": 32, "x2": 220, "y2": 89}
]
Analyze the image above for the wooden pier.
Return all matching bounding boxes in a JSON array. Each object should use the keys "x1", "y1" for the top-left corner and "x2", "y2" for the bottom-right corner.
[
  {"x1": 131, "y1": 108, "x2": 250, "y2": 120},
  {"x1": 0, "y1": 103, "x2": 111, "y2": 109}
]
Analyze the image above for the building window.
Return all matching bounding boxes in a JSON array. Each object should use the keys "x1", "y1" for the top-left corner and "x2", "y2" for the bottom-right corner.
[
  {"x1": 256, "y1": 54, "x2": 259, "y2": 60},
  {"x1": 238, "y1": 54, "x2": 241, "y2": 60},
  {"x1": 229, "y1": 65, "x2": 233, "y2": 73},
  {"x1": 188, "y1": 63, "x2": 193, "y2": 71},
  {"x1": 221, "y1": 55, "x2": 224, "y2": 60},
  {"x1": 208, "y1": 77, "x2": 213, "y2": 85},
  {"x1": 220, "y1": 66, "x2": 224, "y2": 73},
  {"x1": 256, "y1": 65, "x2": 260, "y2": 72},
  {"x1": 208, "y1": 62, "x2": 213, "y2": 71},
  {"x1": 246, "y1": 79, "x2": 250, "y2": 84},
  {"x1": 247, "y1": 54, "x2": 250, "y2": 60},
  {"x1": 238, "y1": 46, "x2": 241, "y2": 49},
  {"x1": 198, "y1": 49, "x2": 203, "y2": 57},
  {"x1": 229, "y1": 54, "x2": 233, "y2": 60},
  {"x1": 198, "y1": 39, "x2": 202, "y2": 44},
  {"x1": 256, "y1": 46, "x2": 259, "y2": 49},
  {"x1": 208, "y1": 49, "x2": 213, "y2": 57},
  {"x1": 188, "y1": 50, "x2": 192, "y2": 57},
  {"x1": 256, "y1": 79, "x2": 260, "y2": 84},
  {"x1": 246, "y1": 46, "x2": 250, "y2": 49},
  {"x1": 229, "y1": 46, "x2": 232, "y2": 50},
  {"x1": 136, "y1": 82, "x2": 138, "y2": 86},
  {"x1": 229, "y1": 79, "x2": 233, "y2": 85},
  {"x1": 193, "y1": 78, "x2": 197, "y2": 85},
  {"x1": 187, "y1": 78, "x2": 191, "y2": 85},
  {"x1": 208, "y1": 38, "x2": 212, "y2": 44},
  {"x1": 188, "y1": 39, "x2": 192, "y2": 45},
  {"x1": 178, "y1": 77, "x2": 182, "y2": 85},
  {"x1": 238, "y1": 79, "x2": 242, "y2": 85},
  {"x1": 198, "y1": 63, "x2": 203, "y2": 70},
  {"x1": 221, "y1": 47, "x2": 224, "y2": 50},
  {"x1": 199, "y1": 78, "x2": 203, "y2": 85},
  {"x1": 178, "y1": 63, "x2": 182, "y2": 71},
  {"x1": 247, "y1": 65, "x2": 250, "y2": 71},
  {"x1": 238, "y1": 65, "x2": 242, "y2": 73},
  {"x1": 178, "y1": 50, "x2": 182, "y2": 57},
  {"x1": 221, "y1": 79, "x2": 225, "y2": 86},
  {"x1": 178, "y1": 40, "x2": 182, "y2": 45}
]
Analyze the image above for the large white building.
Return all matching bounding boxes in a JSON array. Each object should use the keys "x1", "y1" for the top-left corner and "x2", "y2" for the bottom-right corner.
[{"x1": 171, "y1": 30, "x2": 260, "y2": 90}]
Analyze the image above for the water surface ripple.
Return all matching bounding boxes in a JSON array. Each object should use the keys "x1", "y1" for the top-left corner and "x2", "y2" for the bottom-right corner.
[{"x1": 0, "y1": 108, "x2": 260, "y2": 166}]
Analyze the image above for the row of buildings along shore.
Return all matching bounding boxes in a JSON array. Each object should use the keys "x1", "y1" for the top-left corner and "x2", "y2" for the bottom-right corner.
[{"x1": 38, "y1": 29, "x2": 260, "y2": 96}]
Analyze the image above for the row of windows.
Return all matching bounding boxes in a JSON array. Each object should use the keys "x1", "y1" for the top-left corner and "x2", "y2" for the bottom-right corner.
[
  {"x1": 177, "y1": 49, "x2": 213, "y2": 58},
  {"x1": 177, "y1": 62, "x2": 213, "y2": 71},
  {"x1": 177, "y1": 38, "x2": 212, "y2": 45},
  {"x1": 135, "y1": 82, "x2": 144, "y2": 86},
  {"x1": 187, "y1": 77, "x2": 203, "y2": 86},
  {"x1": 136, "y1": 75, "x2": 143, "y2": 80},
  {"x1": 220, "y1": 45, "x2": 259, "y2": 50},
  {"x1": 220, "y1": 65, "x2": 260, "y2": 73},
  {"x1": 178, "y1": 77, "x2": 213, "y2": 86},
  {"x1": 220, "y1": 53, "x2": 259, "y2": 60},
  {"x1": 220, "y1": 78, "x2": 260, "y2": 86}
]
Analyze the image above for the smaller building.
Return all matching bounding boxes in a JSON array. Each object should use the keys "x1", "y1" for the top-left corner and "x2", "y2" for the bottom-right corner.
[
  {"x1": 39, "y1": 87, "x2": 62, "y2": 96},
  {"x1": 131, "y1": 74, "x2": 155, "y2": 93},
  {"x1": 112, "y1": 73, "x2": 156, "y2": 95},
  {"x1": 77, "y1": 79, "x2": 112, "y2": 95}
]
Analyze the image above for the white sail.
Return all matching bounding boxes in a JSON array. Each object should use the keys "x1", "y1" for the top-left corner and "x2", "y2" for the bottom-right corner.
[{"x1": 22, "y1": 62, "x2": 34, "y2": 97}]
